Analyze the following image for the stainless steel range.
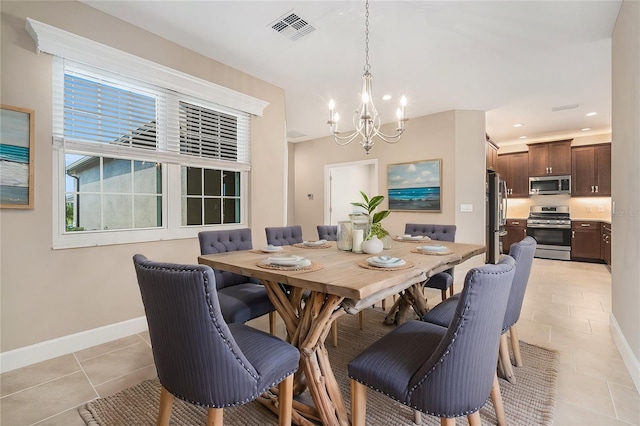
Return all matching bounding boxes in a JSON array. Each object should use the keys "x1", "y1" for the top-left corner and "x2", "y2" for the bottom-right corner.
[{"x1": 526, "y1": 205, "x2": 572, "y2": 260}]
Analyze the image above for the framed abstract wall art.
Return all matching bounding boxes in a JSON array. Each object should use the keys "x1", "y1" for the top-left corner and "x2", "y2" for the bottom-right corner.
[
  {"x1": 1, "y1": 105, "x2": 34, "y2": 209},
  {"x1": 387, "y1": 159, "x2": 441, "y2": 212}
]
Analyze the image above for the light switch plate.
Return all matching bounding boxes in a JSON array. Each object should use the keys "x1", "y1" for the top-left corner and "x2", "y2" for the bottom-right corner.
[{"x1": 460, "y1": 204, "x2": 473, "y2": 212}]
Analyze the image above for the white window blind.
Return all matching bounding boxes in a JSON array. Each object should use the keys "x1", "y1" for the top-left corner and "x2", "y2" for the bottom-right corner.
[{"x1": 53, "y1": 58, "x2": 251, "y2": 170}]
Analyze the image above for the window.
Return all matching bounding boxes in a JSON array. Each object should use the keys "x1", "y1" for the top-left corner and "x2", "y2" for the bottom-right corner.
[
  {"x1": 53, "y1": 59, "x2": 251, "y2": 248},
  {"x1": 181, "y1": 168, "x2": 241, "y2": 226}
]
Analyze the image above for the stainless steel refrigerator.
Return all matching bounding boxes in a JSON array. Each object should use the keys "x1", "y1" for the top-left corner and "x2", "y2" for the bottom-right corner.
[{"x1": 486, "y1": 171, "x2": 507, "y2": 264}]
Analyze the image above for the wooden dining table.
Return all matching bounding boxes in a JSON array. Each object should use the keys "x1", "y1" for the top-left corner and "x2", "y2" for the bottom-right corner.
[{"x1": 198, "y1": 239, "x2": 485, "y2": 426}]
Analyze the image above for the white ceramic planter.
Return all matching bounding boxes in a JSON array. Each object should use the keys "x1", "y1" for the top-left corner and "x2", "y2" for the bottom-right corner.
[{"x1": 362, "y1": 236, "x2": 384, "y2": 254}]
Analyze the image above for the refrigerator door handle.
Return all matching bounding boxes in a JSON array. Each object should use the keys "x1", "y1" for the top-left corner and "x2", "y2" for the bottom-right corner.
[{"x1": 500, "y1": 179, "x2": 508, "y2": 226}]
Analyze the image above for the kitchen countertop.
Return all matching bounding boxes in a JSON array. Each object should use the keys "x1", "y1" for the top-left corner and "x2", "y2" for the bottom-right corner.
[{"x1": 507, "y1": 217, "x2": 611, "y2": 224}]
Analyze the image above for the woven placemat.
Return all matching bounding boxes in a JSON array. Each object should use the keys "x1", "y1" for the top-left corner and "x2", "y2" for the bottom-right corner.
[
  {"x1": 357, "y1": 260, "x2": 415, "y2": 271},
  {"x1": 256, "y1": 261, "x2": 323, "y2": 272},
  {"x1": 292, "y1": 243, "x2": 332, "y2": 249},
  {"x1": 393, "y1": 237, "x2": 431, "y2": 243},
  {"x1": 410, "y1": 247, "x2": 453, "y2": 256}
]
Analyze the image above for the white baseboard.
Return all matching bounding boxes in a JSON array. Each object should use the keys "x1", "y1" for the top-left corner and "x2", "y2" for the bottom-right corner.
[
  {"x1": 610, "y1": 313, "x2": 640, "y2": 392},
  {"x1": 0, "y1": 316, "x2": 148, "y2": 374}
]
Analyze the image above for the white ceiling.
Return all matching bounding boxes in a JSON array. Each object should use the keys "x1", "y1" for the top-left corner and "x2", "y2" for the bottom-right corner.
[{"x1": 81, "y1": 0, "x2": 621, "y2": 147}]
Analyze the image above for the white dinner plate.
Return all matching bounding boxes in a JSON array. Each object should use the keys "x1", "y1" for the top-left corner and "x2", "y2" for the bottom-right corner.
[
  {"x1": 303, "y1": 239, "x2": 327, "y2": 246},
  {"x1": 367, "y1": 256, "x2": 405, "y2": 268},
  {"x1": 261, "y1": 245, "x2": 283, "y2": 253},
  {"x1": 418, "y1": 244, "x2": 448, "y2": 253},
  {"x1": 398, "y1": 235, "x2": 430, "y2": 241},
  {"x1": 267, "y1": 255, "x2": 310, "y2": 267}
]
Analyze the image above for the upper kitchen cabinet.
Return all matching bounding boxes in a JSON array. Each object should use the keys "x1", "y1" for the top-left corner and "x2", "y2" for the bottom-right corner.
[
  {"x1": 571, "y1": 143, "x2": 611, "y2": 196},
  {"x1": 486, "y1": 136, "x2": 499, "y2": 171},
  {"x1": 497, "y1": 152, "x2": 529, "y2": 197},
  {"x1": 528, "y1": 139, "x2": 572, "y2": 176}
]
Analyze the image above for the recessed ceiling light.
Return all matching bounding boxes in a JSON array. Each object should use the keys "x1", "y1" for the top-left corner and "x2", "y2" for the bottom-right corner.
[
  {"x1": 382, "y1": 94, "x2": 392, "y2": 101},
  {"x1": 586, "y1": 112, "x2": 598, "y2": 117},
  {"x1": 551, "y1": 104, "x2": 579, "y2": 111},
  {"x1": 513, "y1": 123, "x2": 523, "y2": 128},
  {"x1": 519, "y1": 136, "x2": 527, "y2": 139},
  {"x1": 581, "y1": 128, "x2": 591, "y2": 131}
]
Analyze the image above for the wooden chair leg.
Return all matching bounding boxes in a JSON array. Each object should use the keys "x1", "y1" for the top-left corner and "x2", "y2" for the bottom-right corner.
[
  {"x1": 351, "y1": 379, "x2": 367, "y2": 426},
  {"x1": 359, "y1": 311, "x2": 364, "y2": 330},
  {"x1": 413, "y1": 409, "x2": 421, "y2": 424},
  {"x1": 278, "y1": 374, "x2": 294, "y2": 426},
  {"x1": 510, "y1": 325, "x2": 523, "y2": 367},
  {"x1": 467, "y1": 411, "x2": 481, "y2": 426},
  {"x1": 207, "y1": 407, "x2": 223, "y2": 426},
  {"x1": 440, "y1": 417, "x2": 455, "y2": 425},
  {"x1": 158, "y1": 386, "x2": 174, "y2": 426},
  {"x1": 441, "y1": 289, "x2": 447, "y2": 301},
  {"x1": 491, "y1": 372, "x2": 507, "y2": 426},
  {"x1": 449, "y1": 285, "x2": 454, "y2": 297},
  {"x1": 499, "y1": 333, "x2": 516, "y2": 384},
  {"x1": 269, "y1": 311, "x2": 276, "y2": 336},
  {"x1": 331, "y1": 321, "x2": 338, "y2": 347},
  {"x1": 381, "y1": 298, "x2": 386, "y2": 311}
]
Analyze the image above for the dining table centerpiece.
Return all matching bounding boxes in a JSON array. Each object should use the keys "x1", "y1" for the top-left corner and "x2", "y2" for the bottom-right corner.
[{"x1": 351, "y1": 191, "x2": 392, "y2": 250}]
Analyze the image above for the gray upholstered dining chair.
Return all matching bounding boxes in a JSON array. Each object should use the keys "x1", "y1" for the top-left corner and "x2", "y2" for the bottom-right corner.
[
  {"x1": 423, "y1": 236, "x2": 537, "y2": 386},
  {"x1": 265, "y1": 225, "x2": 304, "y2": 246},
  {"x1": 405, "y1": 223, "x2": 457, "y2": 301},
  {"x1": 132, "y1": 254, "x2": 300, "y2": 426},
  {"x1": 348, "y1": 256, "x2": 515, "y2": 426},
  {"x1": 317, "y1": 225, "x2": 338, "y2": 241},
  {"x1": 199, "y1": 229, "x2": 276, "y2": 335}
]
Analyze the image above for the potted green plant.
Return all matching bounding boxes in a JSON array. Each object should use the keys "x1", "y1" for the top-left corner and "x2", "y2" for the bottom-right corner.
[{"x1": 351, "y1": 191, "x2": 391, "y2": 241}]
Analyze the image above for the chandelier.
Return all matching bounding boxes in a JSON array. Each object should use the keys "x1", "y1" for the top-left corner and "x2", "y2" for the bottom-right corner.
[{"x1": 327, "y1": 0, "x2": 408, "y2": 155}]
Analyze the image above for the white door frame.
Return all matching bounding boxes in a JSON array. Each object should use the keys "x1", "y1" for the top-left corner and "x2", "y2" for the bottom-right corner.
[{"x1": 323, "y1": 159, "x2": 378, "y2": 225}]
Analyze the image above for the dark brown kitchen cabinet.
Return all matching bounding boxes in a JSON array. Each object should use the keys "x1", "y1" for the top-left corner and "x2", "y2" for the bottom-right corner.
[
  {"x1": 601, "y1": 223, "x2": 611, "y2": 268},
  {"x1": 571, "y1": 143, "x2": 611, "y2": 196},
  {"x1": 497, "y1": 152, "x2": 529, "y2": 197},
  {"x1": 528, "y1": 140, "x2": 572, "y2": 176},
  {"x1": 571, "y1": 221, "x2": 602, "y2": 260},
  {"x1": 486, "y1": 139, "x2": 499, "y2": 171},
  {"x1": 501, "y1": 219, "x2": 527, "y2": 254}
]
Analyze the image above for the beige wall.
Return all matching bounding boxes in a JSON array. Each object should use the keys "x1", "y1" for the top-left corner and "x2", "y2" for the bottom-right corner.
[
  {"x1": 0, "y1": 1, "x2": 286, "y2": 352},
  {"x1": 612, "y1": 0, "x2": 640, "y2": 367},
  {"x1": 293, "y1": 109, "x2": 487, "y2": 271}
]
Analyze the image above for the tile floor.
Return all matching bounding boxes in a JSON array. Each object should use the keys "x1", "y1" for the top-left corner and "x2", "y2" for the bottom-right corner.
[{"x1": 1, "y1": 258, "x2": 638, "y2": 425}]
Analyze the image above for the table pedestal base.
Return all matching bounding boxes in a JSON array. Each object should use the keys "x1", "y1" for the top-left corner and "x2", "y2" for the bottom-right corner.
[
  {"x1": 262, "y1": 280, "x2": 350, "y2": 426},
  {"x1": 383, "y1": 282, "x2": 429, "y2": 325}
]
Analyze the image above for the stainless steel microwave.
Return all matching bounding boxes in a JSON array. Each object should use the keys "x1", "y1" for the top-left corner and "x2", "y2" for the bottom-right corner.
[{"x1": 529, "y1": 175, "x2": 571, "y2": 195}]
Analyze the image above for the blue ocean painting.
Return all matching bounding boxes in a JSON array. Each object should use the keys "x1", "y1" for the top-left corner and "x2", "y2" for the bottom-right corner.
[
  {"x1": 388, "y1": 160, "x2": 441, "y2": 211},
  {"x1": 1, "y1": 107, "x2": 31, "y2": 206}
]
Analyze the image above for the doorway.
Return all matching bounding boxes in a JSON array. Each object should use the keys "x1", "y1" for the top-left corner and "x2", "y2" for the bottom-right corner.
[{"x1": 324, "y1": 159, "x2": 378, "y2": 225}]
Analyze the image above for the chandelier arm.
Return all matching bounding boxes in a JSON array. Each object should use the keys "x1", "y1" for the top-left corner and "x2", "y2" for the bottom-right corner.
[
  {"x1": 372, "y1": 128, "x2": 406, "y2": 143},
  {"x1": 331, "y1": 130, "x2": 363, "y2": 146}
]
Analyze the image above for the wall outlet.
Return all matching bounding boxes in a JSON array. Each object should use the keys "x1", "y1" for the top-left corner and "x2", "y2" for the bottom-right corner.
[
  {"x1": 460, "y1": 204, "x2": 473, "y2": 212},
  {"x1": 586, "y1": 206, "x2": 592, "y2": 213},
  {"x1": 598, "y1": 206, "x2": 605, "y2": 212}
]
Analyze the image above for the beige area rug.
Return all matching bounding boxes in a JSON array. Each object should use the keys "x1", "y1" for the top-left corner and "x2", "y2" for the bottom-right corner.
[{"x1": 80, "y1": 310, "x2": 557, "y2": 425}]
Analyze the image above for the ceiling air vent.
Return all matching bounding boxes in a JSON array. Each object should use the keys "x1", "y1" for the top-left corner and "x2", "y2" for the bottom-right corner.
[{"x1": 270, "y1": 10, "x2": 316, "y2": 41}]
